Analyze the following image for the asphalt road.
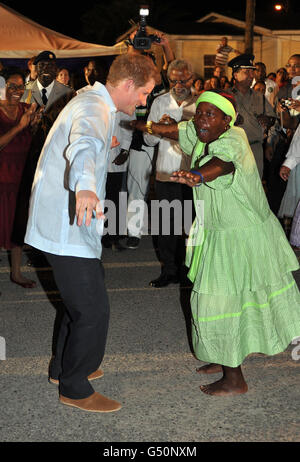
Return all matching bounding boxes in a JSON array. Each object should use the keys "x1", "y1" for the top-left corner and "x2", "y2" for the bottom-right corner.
[{"x1": 0, "y1": 237, "x2": 300, "y2": 445}]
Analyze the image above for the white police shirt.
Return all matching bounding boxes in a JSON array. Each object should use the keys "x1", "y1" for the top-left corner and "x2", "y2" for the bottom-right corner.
[{"x1": 251, "y1": 78, "x2": 279, "y2": 107}]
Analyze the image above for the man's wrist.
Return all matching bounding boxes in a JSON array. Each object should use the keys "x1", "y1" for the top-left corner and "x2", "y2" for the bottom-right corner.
[{"x1": 75, "y1": 180, "x2": 97, "y2": 196}]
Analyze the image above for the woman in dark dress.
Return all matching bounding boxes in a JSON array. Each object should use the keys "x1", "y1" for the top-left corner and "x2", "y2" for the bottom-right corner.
[{"x1": 0, "y1": 68, "x2": 37, "y2": 288}]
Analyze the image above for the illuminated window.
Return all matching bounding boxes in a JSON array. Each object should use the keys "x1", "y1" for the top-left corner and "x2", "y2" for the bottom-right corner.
[{"x1": 204, "y1": 55, "x2": 215, "y2": 79}]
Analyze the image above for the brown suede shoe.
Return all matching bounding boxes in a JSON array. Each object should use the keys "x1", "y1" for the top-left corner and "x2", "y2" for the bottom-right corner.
[
  {"x1": 49, "y1": 369, "x2": 104, "y2": 385},
  {"x1": 59, "y1": 392, "x2": 122, "y2": 413}
]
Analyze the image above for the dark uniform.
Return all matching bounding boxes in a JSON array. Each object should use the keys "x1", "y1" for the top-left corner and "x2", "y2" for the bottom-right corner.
[{"x1": 228, "y1": 54, "x2": 276, "y2": 178}]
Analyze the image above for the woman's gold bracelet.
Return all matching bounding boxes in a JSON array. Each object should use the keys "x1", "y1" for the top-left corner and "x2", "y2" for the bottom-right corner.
[{"x1": 146, "y1": 120, "x2": 153, "y2": 134}]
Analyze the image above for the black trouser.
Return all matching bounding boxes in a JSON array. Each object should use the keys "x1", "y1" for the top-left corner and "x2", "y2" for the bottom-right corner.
[
  {"x1": 154, "y1": 180, "x2": 193, "y2": 276},
  {"x1": 44, "y1": 252, "x2": 110, "y2": 399},
  {"x1": 103, "y1": 171, "x2": 127, "y2": 243},
  {"x1": 265, "y1": 138, "x2": 289, "y2": 215}
]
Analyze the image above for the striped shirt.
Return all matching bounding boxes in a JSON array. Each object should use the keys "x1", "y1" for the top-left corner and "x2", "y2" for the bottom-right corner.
[{"x1": 215, "y1": 45, "x2": 234, "y2": 67}]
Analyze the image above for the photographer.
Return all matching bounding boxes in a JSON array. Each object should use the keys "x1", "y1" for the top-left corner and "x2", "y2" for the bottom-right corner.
[
  {"x1": 125, "y1": 21, "x2": 175, "y2": 249},
  {"x1": 276, "y1": 97, "x2": 300, "y2": 131}
]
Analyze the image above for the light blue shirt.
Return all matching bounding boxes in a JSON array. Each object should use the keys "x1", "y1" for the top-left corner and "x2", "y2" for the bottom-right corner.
[{"x1": 25, "y1": 82, "x2": 117, "y2": 259}]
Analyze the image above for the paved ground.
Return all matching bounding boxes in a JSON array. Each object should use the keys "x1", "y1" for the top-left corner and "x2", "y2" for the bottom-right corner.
[{"x1": 0, "y1": 237, "x2": 300, "y2": 444}]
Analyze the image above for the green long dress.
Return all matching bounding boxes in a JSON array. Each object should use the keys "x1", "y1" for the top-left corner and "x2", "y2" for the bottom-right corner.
[{"x1": 178, "y1": 121, "x2": 300, "y2": 367}]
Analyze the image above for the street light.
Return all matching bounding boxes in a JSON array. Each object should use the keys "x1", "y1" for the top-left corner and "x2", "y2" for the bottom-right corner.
[
  {"x1": 274, "y1": 4, "x2": 283, "y2": 11},
  {"x1": 274, "y1": 1, "x2": 289, "y2": 12}
]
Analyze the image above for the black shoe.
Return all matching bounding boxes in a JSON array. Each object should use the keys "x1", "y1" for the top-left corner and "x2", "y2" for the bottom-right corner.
[
  {"x1": 111, "y1": 241, "x2": 126, "y2": 252},
  {"x1": 126, "y1": 237, "x2": 140, "y2": 249},
  {"x1": 149, "y1": 273, "x2": 179, "y2": 288},
  {"x1": 102, "y1": 237, "x2": 113, "y2": 249}
]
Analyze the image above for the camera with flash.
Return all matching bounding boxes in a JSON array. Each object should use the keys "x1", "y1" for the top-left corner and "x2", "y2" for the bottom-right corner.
[{"x1": 132, "y1": 6, "x2": 161, "y2": 50}]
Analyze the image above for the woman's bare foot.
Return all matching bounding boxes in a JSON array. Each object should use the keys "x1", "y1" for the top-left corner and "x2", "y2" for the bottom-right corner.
[
  {"x1": 196, "y1": 363, "x2": 223, "y2": 374},
  {"x1": 10, "y1": 274, "x2": 36, "y2": 288},
  {"x1": 200, "y1": 377, "x2": 248, "y2": 396},
  {"x1": 10, "y1": 246, "x2": 36, "y2": 288},
  {"x1": 200, "y1": 365, "x2": 248, "y2": 396}
]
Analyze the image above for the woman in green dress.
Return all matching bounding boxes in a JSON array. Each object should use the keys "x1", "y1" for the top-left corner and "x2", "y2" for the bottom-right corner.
[{"x1": 132, "y1": 90, "x2": 300, "y2": 396}]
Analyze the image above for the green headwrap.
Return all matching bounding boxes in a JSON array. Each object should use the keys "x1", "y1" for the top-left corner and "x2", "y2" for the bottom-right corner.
[{"x1": 196, "y1": 91, "x2": 237, "y2": 127}]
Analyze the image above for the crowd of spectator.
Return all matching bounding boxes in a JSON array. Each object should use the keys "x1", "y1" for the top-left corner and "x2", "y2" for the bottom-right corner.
[{"x1": 0, "y1": 34, "x2": 300, "y2": 295}]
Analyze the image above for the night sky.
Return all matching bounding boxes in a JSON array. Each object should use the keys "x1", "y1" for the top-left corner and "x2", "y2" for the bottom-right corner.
[{"x1": 2, "y1": 1, "x2": 300, "y2": 45}]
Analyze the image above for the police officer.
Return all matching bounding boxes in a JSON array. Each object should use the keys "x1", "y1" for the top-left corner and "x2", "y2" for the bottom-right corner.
[{"x1": 228, "y1": 54, "x2": 276, "y2": 178}]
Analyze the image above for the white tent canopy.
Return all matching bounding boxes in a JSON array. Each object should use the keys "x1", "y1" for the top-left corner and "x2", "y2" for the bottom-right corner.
[{"x1": 0, "y1": 2, "x2": 126, "y2": 58}]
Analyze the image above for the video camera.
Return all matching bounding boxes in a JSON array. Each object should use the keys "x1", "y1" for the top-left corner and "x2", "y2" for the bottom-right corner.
[{"x1": 132, "y1": 6, "x2": 161, "y2": 50}]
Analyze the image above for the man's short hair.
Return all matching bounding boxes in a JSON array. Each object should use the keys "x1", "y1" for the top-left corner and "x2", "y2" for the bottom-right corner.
[
  {"x1": 255, "y1": 62, "x2": 266, "y2": 70},
  {"x1": 289, "y1": 54, "x2": 300, "y2": 60},
  {"x1": 107, "y1": 54, "x2": 159, "y2": 88},
  {"x1": 167, "y1": 59, "x2": 193, "y2": 78}
]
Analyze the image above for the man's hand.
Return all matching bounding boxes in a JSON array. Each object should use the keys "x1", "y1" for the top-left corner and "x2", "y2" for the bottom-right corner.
[
  {"x1": 159, "y1": 114, "x2": 177, "y2": 125},
  {"x1": 289, "y1": 99, "x2": 300, "y2": 111},
  {"x1": 257, "y1": 115, "x2": 275, "y2": 131},
  {"x1": 152, "y1": 31, "x2": 168, "y2": 47},
  {"x1": 75, "y1": 190, "x2": 105, "y2": 226},
  {"x1": 279, "y1": 165, "x2": 291, "y2": 181},
  {"x1": 277, "y1": 100, "x2": 288, "y2": 113}
]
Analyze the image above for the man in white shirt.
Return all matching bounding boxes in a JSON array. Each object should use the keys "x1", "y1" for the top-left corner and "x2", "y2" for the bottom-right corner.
[
  {"x1": 278, "y1": 119, "x2": 300, "y2": 224},
  {"x1": 25, "y1": 53, "x2": 158, "y2": 413},
  {"x1": 279, "y1": 121, "x2": 300, "y2": 180},
  {"x1": 142, "y1": 59, "x2": 197, "y2": 288}
]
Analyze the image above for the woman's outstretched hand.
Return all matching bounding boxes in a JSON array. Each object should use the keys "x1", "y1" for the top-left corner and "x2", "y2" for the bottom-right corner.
[{"x1": 170, "y1": 170, "x2": 202, "y2": 187}]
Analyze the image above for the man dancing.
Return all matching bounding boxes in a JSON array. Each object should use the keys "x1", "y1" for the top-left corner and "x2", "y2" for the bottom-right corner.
[{"x1": 25, "y1": 54, "x2": 158, "y2": 413}]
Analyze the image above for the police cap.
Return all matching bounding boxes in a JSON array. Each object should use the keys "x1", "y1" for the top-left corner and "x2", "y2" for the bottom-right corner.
[
  {"x1": 33, "y1": 51, "x2": 56, "y2": 65},
  {"x1": 228, "y1": 54, "x2": 256, "y2": 71}
]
